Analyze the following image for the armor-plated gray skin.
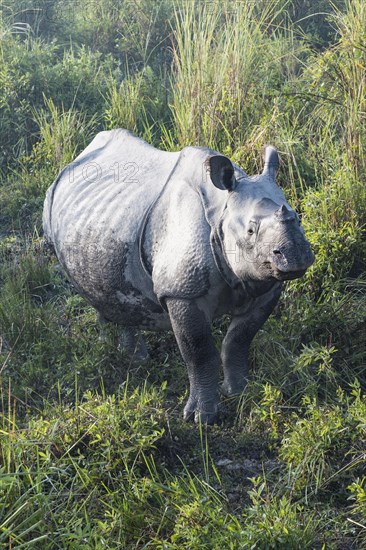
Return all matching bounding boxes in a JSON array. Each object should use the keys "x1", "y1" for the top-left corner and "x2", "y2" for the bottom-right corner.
[{"x1": 43, "y1": 129, "x2": 314, "y2": 423}]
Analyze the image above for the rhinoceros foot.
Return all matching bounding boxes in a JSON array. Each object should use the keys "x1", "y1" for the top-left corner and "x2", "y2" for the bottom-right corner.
[
  {"x1": 118, "y1": 327, "x2": 150, "y2": 363},
  {"x1": 183, "y1": 396, "x2": 221, "y2": 425},
  {"x1": 220, "y1": 380, "x2": 247, "y2": 398}
]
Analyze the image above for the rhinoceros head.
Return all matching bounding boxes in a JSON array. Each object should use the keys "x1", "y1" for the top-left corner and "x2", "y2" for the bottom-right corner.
[{"x1": 207, "y1": 146, "x2": 315, "y2": 282}]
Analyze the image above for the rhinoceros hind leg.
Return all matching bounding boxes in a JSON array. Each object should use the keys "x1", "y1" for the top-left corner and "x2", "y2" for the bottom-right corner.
[
  {"x1": 98, "y1": 314, "x2": 149, "y2": 362},
  {"x1": 118, "y1": 327, "x2": 150, "y2": 363},
  {"x1": 98, "y1": 313, "x2": 109, "y2": 343}
]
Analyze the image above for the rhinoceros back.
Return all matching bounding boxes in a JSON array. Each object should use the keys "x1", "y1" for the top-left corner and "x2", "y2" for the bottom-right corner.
[{"x1": 43, "y1": 129, "x2": 180, "y2": 326}]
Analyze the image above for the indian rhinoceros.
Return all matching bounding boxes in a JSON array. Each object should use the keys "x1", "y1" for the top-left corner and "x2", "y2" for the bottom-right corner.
[{"x1": 43, "y1": 129, "x2": 314, "y2": 423}]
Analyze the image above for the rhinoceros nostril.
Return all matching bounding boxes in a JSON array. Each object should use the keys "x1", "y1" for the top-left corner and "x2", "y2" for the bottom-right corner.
[{"x1": 273, "y1": 249, "x2": 282, "y2": 256}]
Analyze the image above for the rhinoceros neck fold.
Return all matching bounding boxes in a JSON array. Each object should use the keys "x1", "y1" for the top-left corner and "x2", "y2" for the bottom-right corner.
[{"x1": 210, "y1": 222, "x2": 243, "y2": 291}]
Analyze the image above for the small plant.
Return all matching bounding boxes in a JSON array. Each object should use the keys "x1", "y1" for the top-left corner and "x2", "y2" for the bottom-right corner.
[
  {"x1": 279, "y1": 386, "x2": 366, "y2": 497},
  {"x1": 248, "y1": 383, "x2": 284, "y2": 441},
  {"x1": 241, "y1": 476, "x2": 318, "y2": 549},
  {"x1": 292, "y1": 343, "x2": 338, "y2": 396},
  {"x1": 154, "y1": 475, "x2": 242, "y2": 549},
  {"x1": 348, "y1": 477, "x2": 366, "y2": 547}
]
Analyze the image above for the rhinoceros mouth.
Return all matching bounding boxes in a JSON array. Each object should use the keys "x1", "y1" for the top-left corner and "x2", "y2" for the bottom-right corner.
[
  {"x1": 260, "y1": 261, "x2": 306, "y2": 281},
  {"x1": 272, "y1": 268, "x2": 307, "y2": 281}
]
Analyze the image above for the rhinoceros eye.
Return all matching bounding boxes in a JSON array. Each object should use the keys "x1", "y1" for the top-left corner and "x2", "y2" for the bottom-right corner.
[{"x1": 247, "y1": 220, "x2": 257, "y2": 237}]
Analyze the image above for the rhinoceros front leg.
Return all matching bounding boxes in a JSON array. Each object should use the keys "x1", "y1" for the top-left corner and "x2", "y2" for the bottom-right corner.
[
  {"x1": 166, "y1": 298, "x2": 220, "y2": 424},
  {"x1": 221, "y1": 284, "x2": 282, "y2": 396}
]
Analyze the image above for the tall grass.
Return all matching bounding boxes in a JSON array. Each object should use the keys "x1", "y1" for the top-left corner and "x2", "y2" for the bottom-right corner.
[
  {"x1": 306, "y1": 0, "x2": 366, "y2": 171},
  {"x1": 31, "y1": 96, "x2": 98, "y2": 175},
  {"x1": 103, "y1": 66, "x2": 170, "y2": 143},
  {"x1": 169, "y1": 0, "x2": 302, "y2": 160}
]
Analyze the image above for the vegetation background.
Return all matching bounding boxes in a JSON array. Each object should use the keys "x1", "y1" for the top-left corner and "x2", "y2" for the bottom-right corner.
[{"x1": 0, "y1": 0, "x2": 365, "y2": 547}]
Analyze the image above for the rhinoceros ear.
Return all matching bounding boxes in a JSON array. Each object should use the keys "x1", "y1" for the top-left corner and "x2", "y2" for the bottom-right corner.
[{"x1": 207, "y1": 155, "x2": 236, "y2": 191}]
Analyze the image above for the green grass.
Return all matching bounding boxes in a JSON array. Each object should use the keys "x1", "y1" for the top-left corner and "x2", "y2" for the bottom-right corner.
[{"x1": 0, "y1": 0, "x2": 366, "y2": 547}]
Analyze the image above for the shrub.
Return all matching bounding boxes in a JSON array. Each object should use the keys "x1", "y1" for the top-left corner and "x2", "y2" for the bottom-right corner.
[
  {"x1": 0, "y1": 386, "x2": 166, "y2": 547},
  {"x1": 0, "y1": 32, "x2": 115, "y2": 170},
  {"x1": 279, "y1": 386, "x2": 366, "y2": 495}
]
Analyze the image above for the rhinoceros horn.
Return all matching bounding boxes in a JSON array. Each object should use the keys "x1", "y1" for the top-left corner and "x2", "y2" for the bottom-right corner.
[
  {"x1": 262, "y1": 145, "x2": 279, "y2": 179},
  {"x1": 274, "y1": 203, "x2": 296, "y2": 222}
]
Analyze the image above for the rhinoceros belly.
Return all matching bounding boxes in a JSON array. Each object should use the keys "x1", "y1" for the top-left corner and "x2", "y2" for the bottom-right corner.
[{"x1": 58, "y1": 233, "x2": 171, "y2": 329}]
